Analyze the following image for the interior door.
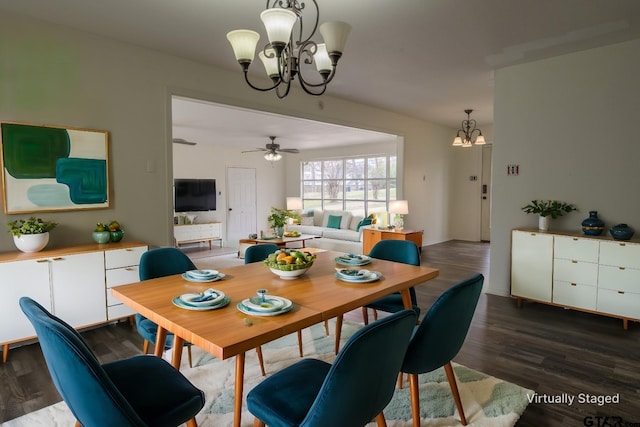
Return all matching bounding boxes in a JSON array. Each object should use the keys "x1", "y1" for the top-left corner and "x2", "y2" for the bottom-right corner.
[
  {"x1": 480, "y1": 145, "x2": 492, "y2": 242},
  {"x1": 227, "y1": 167, "x2": 257, "y2": 247}
]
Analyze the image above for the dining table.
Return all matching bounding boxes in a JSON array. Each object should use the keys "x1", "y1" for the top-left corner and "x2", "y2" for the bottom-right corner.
[{"x1": 111, "y1": 249, "x2": 439, "y2": 427}]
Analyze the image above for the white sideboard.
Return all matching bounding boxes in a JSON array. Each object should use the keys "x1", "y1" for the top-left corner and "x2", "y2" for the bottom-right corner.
[
  {"x1": 0, "y1": 241, "x2": 147, "y2": 362},
  {"x1": 511, "y1": 229, "x2": 640, "y2": 329},
  {"x1": 174, "y1": 222, "x2": 222, "y2": 249}
]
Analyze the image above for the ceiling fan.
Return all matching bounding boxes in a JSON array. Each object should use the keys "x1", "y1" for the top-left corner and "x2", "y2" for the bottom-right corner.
[{"x1": 242, "y1": 136, "x2": 299, "y2": 161}]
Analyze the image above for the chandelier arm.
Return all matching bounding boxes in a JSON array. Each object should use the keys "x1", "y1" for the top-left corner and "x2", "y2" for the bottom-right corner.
[
  {"x1": 298, "y1": 76, "x2": 328, "y2": 96},
  {"x1": 242, "y1": 70, "x2": 282, "y2": 92}
]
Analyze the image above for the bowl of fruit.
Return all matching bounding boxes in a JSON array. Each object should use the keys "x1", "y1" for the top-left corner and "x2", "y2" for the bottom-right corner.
[{"x1": 264, "y1": 249, "x2": 316, "y2": 279}]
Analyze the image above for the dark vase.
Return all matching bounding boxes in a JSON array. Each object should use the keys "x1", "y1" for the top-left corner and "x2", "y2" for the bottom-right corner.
[
  {"x1": 581, "y1": 211, "x2": 604, "y2": 236},
  {"x1": 610, "y1": 223, "x2": 634, "y2": 241}
]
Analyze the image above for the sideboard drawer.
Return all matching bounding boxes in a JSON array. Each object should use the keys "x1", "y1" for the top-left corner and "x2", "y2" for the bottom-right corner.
[
  {"x1": 598, "y1": 265, "x2": 640, "y2": 293},
  {"x1": 553, "y1": 258, "x2": 598, "y2": 286},
  {"x1": 554, "y1": 236, "x2": 599, "y2": 262},
  {"x1": 105, "y1": 246, "x2": 147, "y2": 269},
  {"x1": 597, "y1": 288, "x2": 640, "y2": 319},
  {"x1": 599, "y1": 241, "x2": 640, "y2": 269},
  {"x1": 553, "y1": 280, "x2": 597, "y2": 311}
]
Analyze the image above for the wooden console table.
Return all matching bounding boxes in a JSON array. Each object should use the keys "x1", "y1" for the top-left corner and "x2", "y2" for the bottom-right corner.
[{"x1": 362, "y1": 228, "x2": 424, "y2": 254}]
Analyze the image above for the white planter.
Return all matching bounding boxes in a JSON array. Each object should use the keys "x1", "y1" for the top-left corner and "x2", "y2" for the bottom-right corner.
[
  {"x1": 538, "y1": 216, "x2": 549, "y2": 232},
  {"x1": 13, "y1": 232, "x2": 50, "y2": 253}
]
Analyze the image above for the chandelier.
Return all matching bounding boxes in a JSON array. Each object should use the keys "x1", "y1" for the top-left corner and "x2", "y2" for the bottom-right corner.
[
  {"x1": 452, "y1": 109, "x2": 486, "y2": 147},
  {"x1": 226, "y1": 1, "x2": 351, "y2": 98}
]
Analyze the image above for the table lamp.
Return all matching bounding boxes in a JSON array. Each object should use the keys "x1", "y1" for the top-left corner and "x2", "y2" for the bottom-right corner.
[
  {"x1": 389, "y1": 200, "x2": 409, "y2": 230},
  {"x1": 286, "y1": 197, "x2": 303, "y2": 225}
]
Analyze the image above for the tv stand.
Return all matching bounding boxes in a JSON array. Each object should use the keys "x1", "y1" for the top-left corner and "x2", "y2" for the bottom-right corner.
[{"x1": 174, "y1": 222, "x2": 222, "y2": 249}]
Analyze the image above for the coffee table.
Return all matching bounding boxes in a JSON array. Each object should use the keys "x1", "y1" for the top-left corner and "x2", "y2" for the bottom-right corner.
[{"x1": 246, "y1": 233, "x2": 318, "y2": 248}]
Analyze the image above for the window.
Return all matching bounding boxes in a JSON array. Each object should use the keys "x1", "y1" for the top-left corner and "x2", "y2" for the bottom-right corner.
[{"x1": 301, "y1": 155, "x2": 397, "y2": 216}]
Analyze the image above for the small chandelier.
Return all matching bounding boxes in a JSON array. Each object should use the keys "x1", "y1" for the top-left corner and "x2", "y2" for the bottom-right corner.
[
  {"x1": 226, "y1": 0, "x2": 351, "y2": 98},
  {"x1": 452, "y1": 109, "x2": 486, "y2": 147}
]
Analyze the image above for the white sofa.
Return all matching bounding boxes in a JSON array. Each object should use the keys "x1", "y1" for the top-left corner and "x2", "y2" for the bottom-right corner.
[{"x1": 288, "y1": 210, "x2": 371, "y2": 254}]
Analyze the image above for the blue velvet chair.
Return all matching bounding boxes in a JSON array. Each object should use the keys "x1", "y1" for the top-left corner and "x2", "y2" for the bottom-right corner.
[
  {"x1": 19, "y1": 297, "x2": 205, "y2": 427},
  {"x1": 244, "y1": 243, "x2": 279, "y2": 264},
  {"x1": 136, "y1": 247, "x2": 198, "y2": 368},
  {"x1": 401, "y1": 273, "x2": 484, "y2": 427},
  {"x1": 247, "y1": 309, "x2": 418, "y2": 427},
  {"x1": 334, "y1": 239, "x2": 421, "y2": 354}
]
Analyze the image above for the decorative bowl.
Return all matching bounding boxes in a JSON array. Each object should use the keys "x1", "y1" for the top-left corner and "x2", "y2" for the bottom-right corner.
[
  {"x1": 609, "y1": 224, "x2": 634, "y2": 241},
  {"x1": 269, "y1": 266, "x2": 311, "y2": 280}
]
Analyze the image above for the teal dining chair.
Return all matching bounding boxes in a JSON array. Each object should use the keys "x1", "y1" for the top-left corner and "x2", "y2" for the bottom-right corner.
[
  {"x1": 20, "y1": 297, "x2": 205, "y2": 427},
  {"x1": 244, "y1": 243, "x2": 279, "y2": 264},
  {"x1": 334, "y1": 239, "x2": 422, "y2": 354},
  {"x1": 401, "y1": 273, "x2": 484, "y2": 426},
  {"x1": 247, "y1": 309, "x2": 418, "y2": 427}
]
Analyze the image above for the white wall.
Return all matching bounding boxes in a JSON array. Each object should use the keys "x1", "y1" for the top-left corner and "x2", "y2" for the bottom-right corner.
[
  {"x1": 0, "y1": 12, "x2": 455, "y2": 252},
  {"x1": 489, "y1": 39, "x2": 640, "y2": 296}
]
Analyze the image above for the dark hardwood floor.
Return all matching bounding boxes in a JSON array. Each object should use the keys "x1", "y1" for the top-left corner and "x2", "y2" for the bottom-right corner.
[{"x1": 1, "y1": 240, "x2": 639, "y2": 425}]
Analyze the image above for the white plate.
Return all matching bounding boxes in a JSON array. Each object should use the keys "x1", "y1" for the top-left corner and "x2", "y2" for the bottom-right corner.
[
  {"x1": 179, "y1": 289, "x2": 225, "y2": 306},
  {"x1": 335, "y1": 269, "x2": 382, "y2": 283},
  {"x1": 186, "y1": 269, "x2": 219, "y2": 279},
  {"x1": 182, "y1": 272, "x2": 225, "y2": 283},
  {"x1": 236, "y1": 296, "x2": 294, "y2": 316},
  {"x1": 242, "y1": 296, "x2": 287, "y2": 312},
  {"x1": 334, "y1": 254, "x2": 372, "y2": 266},
  {"x1": 172, "y1": 295, "x2": 231, "y2": 311}
]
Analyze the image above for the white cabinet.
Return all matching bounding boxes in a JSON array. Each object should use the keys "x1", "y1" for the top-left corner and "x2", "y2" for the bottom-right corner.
[
  {"x1": 0, "y1": 259, "x2": 51, "y2": 344},
  {"x1": 174, "y1": 222, "x2": 222, "y2": 249},
  {"x1": 598, "y1": 241, "x2": 640, "y2": 321},
  {"x1": 105, "y1": 246, "x2": 147, "y2": 320},
  {"x1": 511, "y1": 229, "x2": 640, "y2": 328},
  {"x1": 0, "y1": 242, "x2": 147, "y2": 362},
  {"x1": 511, "y1": 230, "x2": 553, "y2": 302},
  {"x1": 552, "y1": 236, "x2": 598, "y2": 310}
]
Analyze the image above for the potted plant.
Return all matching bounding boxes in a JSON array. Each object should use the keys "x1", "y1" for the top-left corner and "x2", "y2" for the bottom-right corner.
[
  {"x1": 267, "y1": 207, "x2": 293, "y2": 238},
  {"x1": 107, "y1": 220, "x2": 124, "y2": 242},
  {"x1": 93, "y1": 223, "x2": 111, "y2": 244},
  {"x1": 7, "y1": 217, "x2": 57, "y2": 253},
  {"x1": 521, "y1": 200, "x2": 577, "y2": 231}
]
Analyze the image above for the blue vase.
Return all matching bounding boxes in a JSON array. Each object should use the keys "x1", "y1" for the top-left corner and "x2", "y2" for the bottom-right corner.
[
  {"x1": 610, "y1": 224, "x2": 634, "y2": 241},
  {"x1": 581, "y1": 211, "x2": 604, "y2": 236}
]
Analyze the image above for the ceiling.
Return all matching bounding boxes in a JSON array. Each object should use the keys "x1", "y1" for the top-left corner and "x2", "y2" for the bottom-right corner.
[{"x1": 3, "y1": 0, "x2": 640, "y2": 149}]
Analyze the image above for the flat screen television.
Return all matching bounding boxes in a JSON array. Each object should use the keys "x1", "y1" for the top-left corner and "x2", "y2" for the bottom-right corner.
[{"x1": 174, "y1": 178, "x2": 216, "y2": 212}]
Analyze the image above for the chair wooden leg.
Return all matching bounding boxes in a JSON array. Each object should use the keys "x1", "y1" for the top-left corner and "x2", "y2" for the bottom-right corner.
[
  {"x1": 186, "y1": 417, "x2": 198, "y2": 427},
  {"x1": 444, "y1": 362, "x2": 468, "y2": 425},
  {"x1": 334, "y1": 314, "x2": 343, "y2": 354},
  {"x1": 397, "y1": 372, "x2": 404, "y2": 389},
  {"x1": 409, "y1": 373, "x2": 421, "y2": 427},
  {"x1": 297, "y1": 330, "x2": 303, "y2": 357},
  {"x1": 142, "y1": 339, "x2": 150, "y2": 355},
  {"x1": 324, "y1": 319, "x2": 329, "y2": 335},
  {"x1": 373, "y1": 308, "x2": 379, "y2": 321},
  {"x1": 256, "y1": 346, "x2": 266, "y2": 376},
  {"x1": 362, "y1": 307, "x2": 369, "y2": 325},
  {"x1": 253, "y1": 418, "x2": 266, "y2": 427},
  {"x1": 75, "y1": 420, "x2": 82, "y2": 427},
  {"x1": 375, "y1": 412, "x2": 388, "y2": 427},
  {"x1": 187, "y1": 346, "x2": 193, "y2": 368}
]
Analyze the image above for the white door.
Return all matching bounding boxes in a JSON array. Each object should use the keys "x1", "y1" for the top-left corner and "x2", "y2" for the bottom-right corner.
[
  {"x1": 480, "y1": 145, "x2": 492, "y2": 242},
  {"x1": 227, "y1": 167, "x2": 257, "y2": 248}
]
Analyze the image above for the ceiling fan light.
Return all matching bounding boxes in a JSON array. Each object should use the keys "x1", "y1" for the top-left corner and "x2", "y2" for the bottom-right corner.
[
  {"x1": 260, "y1": 8, "x2": 297, "y2": 46},
  {"x1": 319, "y1": 21, "x2": 351, "y2": 55},
  {"x1": 313, "y1": 44, "x2": 332, "y2": 74},
  {"x1": 264, "y1": 151, "x2": 282, "y2": 162},
  {"x1": 226, "y1": 30, "x2": 260, "y2": 63}
]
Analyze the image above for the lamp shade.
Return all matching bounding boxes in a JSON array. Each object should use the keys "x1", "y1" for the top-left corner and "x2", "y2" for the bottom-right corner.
[
  {"x1": 319, "y1": 21, "x2": 352, "y2": 54},
  {"x1": 259, "y1": 48, "x2": 279, "y2": 77},
  {"x1": 313, "y1": 44, "x2": 332, "y2": 73},
  {"x1": 260, "y1": 8, "x2": 297, "y2": 46},
  {"x1": 475, "y1": 133, "x2": 486, "y2": 145},
  {"x1": 389, "y1": 200, "x2": 409, "y2": 215},
  {"x1": 286, "y1": 197, "x2": 303, "y2": 210},
  {"x1": 227, "y1": 30, "x2": 260, "y2": 63}
]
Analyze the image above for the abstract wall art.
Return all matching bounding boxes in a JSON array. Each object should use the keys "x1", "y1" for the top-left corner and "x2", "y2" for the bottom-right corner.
[{"x1": 1, "y1": 122, "x2": 109, "y2": 214}]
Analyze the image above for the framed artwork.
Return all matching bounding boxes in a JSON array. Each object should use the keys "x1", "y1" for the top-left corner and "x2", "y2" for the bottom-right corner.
[{"x1": 1, "y1": 122, "x2": 110, "y2": 214}]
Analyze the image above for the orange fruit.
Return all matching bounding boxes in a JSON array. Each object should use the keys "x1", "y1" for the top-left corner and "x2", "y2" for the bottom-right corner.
[
  {"x1": 277, "y1": 252, "x2": 287, "y2": 261},
  {"x1": 284, "y1": 255, "x2": 295, "y2": 264}
]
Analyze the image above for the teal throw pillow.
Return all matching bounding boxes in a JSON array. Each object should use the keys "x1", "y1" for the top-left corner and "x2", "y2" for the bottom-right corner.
[
  {"x1": 327, "y1": 214, "x2": 342, "y2": 229},
  {"x1": 357, "y1": 217, "x2": 373, "y2": 231}
]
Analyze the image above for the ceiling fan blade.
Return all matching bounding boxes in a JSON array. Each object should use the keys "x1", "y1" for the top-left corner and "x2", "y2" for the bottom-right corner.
[
  {"x1": 241, "y1": 148, "x2": 268, "y2": 153},
  {"x1": 279, "y1": 148, "x2": 300, "y2": 153},
  {"x1": 173, "y1": 138, "x2": 197, "y2": 146}
]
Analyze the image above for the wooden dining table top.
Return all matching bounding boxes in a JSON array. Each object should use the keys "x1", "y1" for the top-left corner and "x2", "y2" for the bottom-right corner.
[{"x1": 111, "y1": 249, "x2": 440, "y2": 360}]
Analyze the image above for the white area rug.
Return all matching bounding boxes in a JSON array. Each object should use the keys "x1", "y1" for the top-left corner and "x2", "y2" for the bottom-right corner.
[{"x1": 2, "y1": 320, "x2": 532, "y2": 427}]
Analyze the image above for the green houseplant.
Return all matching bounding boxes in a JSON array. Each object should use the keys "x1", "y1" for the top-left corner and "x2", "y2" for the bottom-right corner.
[
  {"x1": 267, "y1": 207, "x2": 294, "y2": 237},
  {"x1": 7, "y1": 217, "x2": 57, "y2": 252},
  {"x1": 521, "y1": 200, "x2": 576, "y2": 231}
]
